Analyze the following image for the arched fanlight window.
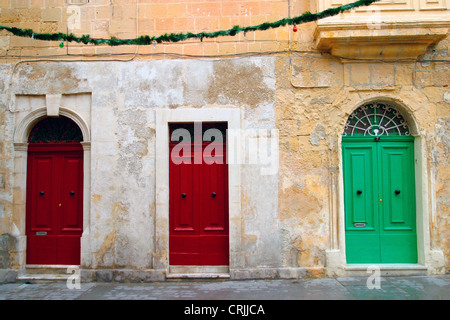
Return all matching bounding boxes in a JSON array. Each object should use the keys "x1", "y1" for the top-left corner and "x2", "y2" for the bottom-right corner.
[
  {"x1": 28, "y1": 116, "x2": 83, "y2": 143},
  {"x1": 343, "y1": 102, "x2": 410, "y2": 137}
]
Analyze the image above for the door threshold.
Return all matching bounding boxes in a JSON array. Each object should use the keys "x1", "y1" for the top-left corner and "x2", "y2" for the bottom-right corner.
[
  {"x1": 26, "y1": 264, "x2": 80, "y2": 268},
  {"x1": 166, "y1": 273, "x2": 230, "y2": 280},
  {"x1": 344, "y1": 263, "x2": 428, "y2": 276},
  {"x1": 167, "y1": 265, "x2": 230, "y2": 280},
  {"x1": 17, "y1": 273, "x2": 71, "y2": 282},
  {"x1": 18, "y1": 264, "x2": 80, "y2": 282}
]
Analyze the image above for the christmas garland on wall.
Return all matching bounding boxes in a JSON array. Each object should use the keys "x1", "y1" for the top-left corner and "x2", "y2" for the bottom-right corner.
[{"x1": 0, "y1": 0, "x2": 380, "y2": 46}]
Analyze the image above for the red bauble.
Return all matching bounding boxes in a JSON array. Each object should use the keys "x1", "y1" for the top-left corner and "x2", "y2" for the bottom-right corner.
[{"x1": 293, "y1": 25, "x2": 298, "y2": 32}]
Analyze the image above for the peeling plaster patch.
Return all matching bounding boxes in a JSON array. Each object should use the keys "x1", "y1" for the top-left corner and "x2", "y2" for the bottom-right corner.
[
  {"x1": 95, "y1": 201, "x2": 128, "y2": 266},
  {"x1": 444, "y1": 91, "x2": 450, "y2": 104},
  {"x1": 430, "y1": 118, "x2": 450, "y2": 164},
  {"x1": 115, "y1": 109, "x2": 154, "y2": 186},
  {"x1": 278, "y1": 171, "x2": 328, "y2": 269},
  {"x1": 0, "y1": 233, "x2": 16, "y2": 268},
  {"x1": 280, "y1": 229, "x2": 302, "y2": 267},
  {"x1": 95, "y1": 228, "x2": 116, "y2": 266},
  {"x1": 207, "y1": 59, "x2": 275, "y2": 108},
  {"x1": 435, "y1": 118, "x2": 450, "y2": 155},
  {"x1": 118, "y1": 61, "x2": 184, "y2": 108},
  {"x1": 241, "y1": 162, "x2": 280, "y2": 267},
  {"x1": 15, "y1": 63, "x2": 84, "y2": 94},
  {"x1": 92, "y1": 194, "x2": 102, "y2": 204},
  {"x1": 309, "y1": 124, "x2": 328, "y2": 146},
  {"x1": 183, "y1": 60, "x2": 214, "y2": 105},
  {"x1": 282, "y1": 175, "x2": 294, "y2": 192}
]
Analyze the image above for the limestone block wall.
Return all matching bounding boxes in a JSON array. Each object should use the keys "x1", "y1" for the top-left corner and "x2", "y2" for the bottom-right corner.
[{"x1": 0, "y1": 0, "x2": 297, "y2": 60}]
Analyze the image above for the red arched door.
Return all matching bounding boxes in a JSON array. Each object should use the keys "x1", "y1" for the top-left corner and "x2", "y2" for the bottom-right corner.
[{"x1": 26, "y1": 117, "x2": 84, "y2": 265}]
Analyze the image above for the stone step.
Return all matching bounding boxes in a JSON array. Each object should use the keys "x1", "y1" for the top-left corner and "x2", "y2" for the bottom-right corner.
[
  {"x1": 166, "y1": 273, "x2": 230, "y2": 280},
  {"x1": 24, "y1": 264, "x2": 77, "y2": 274},
  {"x1": 17, "y1": 273, "x2": 71, "y2": 282},
  {"x1": 17, "y1": 265, "x2": 79, "y2": 283},
  {"x1": 167, "y1": 265, "x2": 230, "y2": 280},
  {"x1": 344, "y1": 264, "x2": 428, "y2": 276}
]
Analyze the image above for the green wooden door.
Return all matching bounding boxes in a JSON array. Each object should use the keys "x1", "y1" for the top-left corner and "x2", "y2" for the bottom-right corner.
[{"x1": 343, "y1": 137, "x2": 417, "y2": 264}]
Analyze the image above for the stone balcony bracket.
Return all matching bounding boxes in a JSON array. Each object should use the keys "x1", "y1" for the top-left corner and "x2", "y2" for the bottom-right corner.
[{"x1": 314, "y1": 21, "x2": 449, "y2": 61}]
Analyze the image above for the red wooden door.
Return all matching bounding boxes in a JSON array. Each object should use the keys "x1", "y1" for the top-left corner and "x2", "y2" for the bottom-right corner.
[
  {"x1": 26, "y1": 143, "x2": 83, "y2": 265},
  {"x1": 169, "y1": 123, "x2": 229, "y2": 265}
]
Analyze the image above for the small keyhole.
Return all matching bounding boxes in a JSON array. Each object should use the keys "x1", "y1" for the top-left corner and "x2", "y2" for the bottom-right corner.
[
  {"x1": 70, "y1": 191, "x2": 75, "y2": 195},
  {"x1": 212, "y1": 192, "x2": 216, "y2": 197},
  {"x1": 182, "y1": 193, "x2": 186, "y2": 198},
  {"x1": 40, "y1": 191, "x2": 45, "y2": 195}
]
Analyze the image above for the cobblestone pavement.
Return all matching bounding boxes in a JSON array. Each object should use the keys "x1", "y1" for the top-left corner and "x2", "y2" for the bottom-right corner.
[{"x1": 0, "y1": 275, "x2": 448, "y2": 301}]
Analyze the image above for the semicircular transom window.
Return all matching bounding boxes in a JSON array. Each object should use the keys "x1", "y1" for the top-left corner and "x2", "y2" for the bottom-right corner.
[
  {"x1": 343, "y1": 102, "x2": 410, "y2": 137},
  {"x1": 28, "y1": 116, "x2": 83, "y2": 143}
]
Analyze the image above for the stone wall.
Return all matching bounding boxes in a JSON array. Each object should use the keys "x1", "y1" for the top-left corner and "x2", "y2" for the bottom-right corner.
[{"x1": 0, "y1": 0, "x2": 448, "y2": 280}]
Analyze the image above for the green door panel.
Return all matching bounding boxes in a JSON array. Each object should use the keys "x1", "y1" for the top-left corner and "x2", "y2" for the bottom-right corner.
[
  {"x1": 380, "y1": 234, "x2": 417, "y2": 263},
  {"x1": 379, "y1": 143, "x2": 416, "y2": 231},
  {"x1": 343, "y1": 142, "x2": 378, "y2": 264},
  {"x1": 343, "y1": 139, "x2": 417, "y2": 264},
  {"x1": 379, "y1": 142, "x2": 417, "y2": 263},
  {"x1": 342, "y1": 143, "x2": 377, "y2": 231},
  {"x1": 346, "y1": 234, "x2": 380, "y2": 264}
]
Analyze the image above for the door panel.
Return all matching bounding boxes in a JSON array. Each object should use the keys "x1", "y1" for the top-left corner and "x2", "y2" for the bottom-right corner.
[
  {"x1": 343, "y1": 139, "x2": 417, "y2": 264},
  {"x1": 347, "y1": 146, "x2": 376, "y2": 230},
  {"x1": 26, "y1": 146, "x2": 83, "y2": 265},
  {"x1": 30, "y1": 155, "x2": 55, "y2": 232},
  {"x1": 345, "y1": 234, "x2": 380, "y2": 264},
  {"x1": 379, "y1": 142, "x2": 417, "y2": 263},
  {"x1": 57, "y1": 235, "x2": 81, "y2": 265},
  {"x1": 170, "y1": 157, "x2": 196, "y2": 232},
  {"x1": 200, "y1": 145, "x2": 229, "y2": 265},
  {"x1": 343, "y1": 143, "x2": 379, "y2": 263},
  {"x1": 26, "y1": 236, "x2": 57, "y2": 264},
  {"x1": 169, "y1": 123, "x2": 229, "y2": 266},
  {"x1": 380, "y1": 144, "x2": 415, "y2": 231},
  {"x1": 202, "y1": 149, "x2": 228, "y2": 232},
  {"x1": 200, "y1": 234, "x2": 229, "y2": 265},
  {"x1": 60, "y1": 155, "x2": 83, "y2": 232},
  {"x1": 380, "y1": 234, "x2": 417, "y2": 263},
  {"x1": 169, "y1": 236, "x2": 200, "y2": 265}
]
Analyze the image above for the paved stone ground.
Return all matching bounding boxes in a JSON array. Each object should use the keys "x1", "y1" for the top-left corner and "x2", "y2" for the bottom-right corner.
[{"x1": 0, "y1": 275, "x2": 448, "y2": 301}]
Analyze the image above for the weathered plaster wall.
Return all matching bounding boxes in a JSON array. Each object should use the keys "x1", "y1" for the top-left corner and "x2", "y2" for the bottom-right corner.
[
  {"x1": 0, "y1": 57, "x2": 283, "y2": 279},
  {"x1": 274, "y1": 35, "x2": 449, "y2": 276}
]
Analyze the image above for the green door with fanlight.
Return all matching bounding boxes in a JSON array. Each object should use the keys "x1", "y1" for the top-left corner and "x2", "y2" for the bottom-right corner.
[{"x1": 342, "y1": 102, "x2": 417, "y2": 264}]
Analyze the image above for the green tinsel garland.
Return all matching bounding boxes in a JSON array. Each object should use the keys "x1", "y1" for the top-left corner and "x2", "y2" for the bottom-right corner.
[{"x1": 0, "y1": 0, "x2": 380, "y2": 46}]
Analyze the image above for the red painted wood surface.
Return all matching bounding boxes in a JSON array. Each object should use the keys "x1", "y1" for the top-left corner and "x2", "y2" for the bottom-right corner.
[
  {"x1": 26, "y1": 143, "x2": 83, "y2": 265},
  {"x1": 169, "y1": 123, "x2": 229, "y2": 265}
]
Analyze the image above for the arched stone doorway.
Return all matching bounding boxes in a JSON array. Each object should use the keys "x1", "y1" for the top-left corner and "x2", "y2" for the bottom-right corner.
[
  {"x1": 12, "y1": 107, "x2": 91, "y2": 269},
  {"x1": 26, "y1": 116, "x2": 84, "y2": 265},
  {"x1": 342, "y1": 101, "x2": 417, "y2": 263}
]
